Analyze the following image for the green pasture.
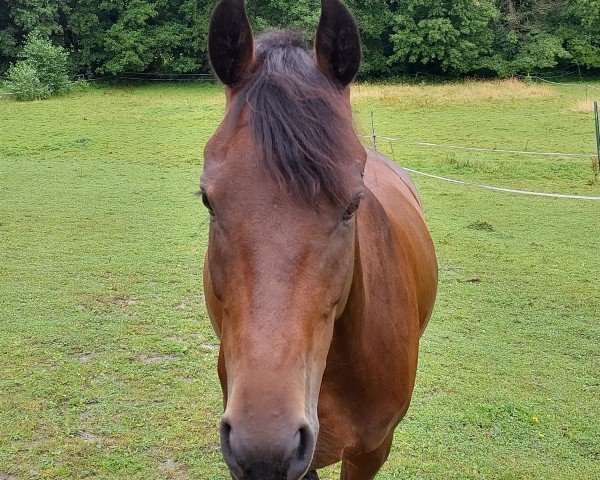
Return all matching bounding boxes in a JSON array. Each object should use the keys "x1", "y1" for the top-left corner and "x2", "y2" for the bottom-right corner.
[{"x1": 0, "y1": 81, "x2": 599, "y2": 479}]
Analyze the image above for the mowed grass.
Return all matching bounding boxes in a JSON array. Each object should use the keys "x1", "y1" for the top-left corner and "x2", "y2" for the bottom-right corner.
[{"x1": 0, "y1": 80, "x2": 599, "y2": 479}]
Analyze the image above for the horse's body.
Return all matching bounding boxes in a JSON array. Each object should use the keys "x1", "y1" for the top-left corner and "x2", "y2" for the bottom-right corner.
[{"x1": 202, "y1": 1, "x2": 437, "y2": 478}]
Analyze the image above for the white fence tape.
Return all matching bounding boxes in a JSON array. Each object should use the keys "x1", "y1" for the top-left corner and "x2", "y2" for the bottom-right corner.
[
  {"x1": 356, "y1": 134, "x2": 600, "y2": 200},
  {"x1": 402, "y1": 167, "x2": 600, "y2": 200}
]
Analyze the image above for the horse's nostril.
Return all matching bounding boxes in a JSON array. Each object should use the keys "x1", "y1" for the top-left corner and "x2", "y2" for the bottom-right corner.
[
  {"x1": 288, "y1": 423, "x2": 316, "y2": 479},
  {"x1": 220, "y1": 418, "x2": 243, "y2": 478},
  {"x1": 296, "y1": 426, "x2": 309, "y2": 460},
  {"x1": 220, "y1": 418, "x2": 232, "y2": 450}
]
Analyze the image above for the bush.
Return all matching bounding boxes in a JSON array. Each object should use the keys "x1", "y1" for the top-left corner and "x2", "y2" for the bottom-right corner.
[
  {"x1": 5, "y1": 34, "x2": 72, "y2": 101},
  {"x1": 5, "y1": 62, "x2": 50, "y2": 101}
]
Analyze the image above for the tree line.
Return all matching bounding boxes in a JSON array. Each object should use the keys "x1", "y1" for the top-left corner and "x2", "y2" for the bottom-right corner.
[{"x1": 1, "y1": 0, "x2": 598, "y2": 79}]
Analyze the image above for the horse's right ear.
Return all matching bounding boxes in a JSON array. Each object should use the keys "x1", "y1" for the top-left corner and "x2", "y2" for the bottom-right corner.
[{"x1": 208, "y1": 0, "x2": 253, "y2": 86}]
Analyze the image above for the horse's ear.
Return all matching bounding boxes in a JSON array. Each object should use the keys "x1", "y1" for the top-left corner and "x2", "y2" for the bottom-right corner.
[
  {"x1": 208, "y1": 0, "x2": 253, "y2": 86},
  {"x1": 314, "y1": 0, "x2": 361, "y2": 87}
]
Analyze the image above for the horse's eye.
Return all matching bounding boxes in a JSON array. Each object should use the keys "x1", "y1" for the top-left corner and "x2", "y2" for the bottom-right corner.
[
  {"x1": 201, "y1": 193, "x2": 214, "y2": 215},
  {"x1": 342, "y1": 196, "x2": 361, "y2": 222}
]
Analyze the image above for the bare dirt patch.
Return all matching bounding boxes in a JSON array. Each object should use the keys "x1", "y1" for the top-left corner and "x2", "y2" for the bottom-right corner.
[
  {"x1": 0, "y1": 473, "x2": 18, "y2": 480},
  {"x1": 157, "y1": 458, "x2": 189, "y2": 478},
  {"x1": 77, "y1": 352, "x2": 97, "y2": 362},
  {"x1": 113, "y1": 296, "x2": 139, "y2": 307},
  {"x1": 77, "y1": 430, "x2": 102, "y2": 443},
  {"x1": 139, "y1": 354, "x2": 178, "y2": 363},
  {"x1": 162, "y1": 459, "x2": 177, "y2": 469}
]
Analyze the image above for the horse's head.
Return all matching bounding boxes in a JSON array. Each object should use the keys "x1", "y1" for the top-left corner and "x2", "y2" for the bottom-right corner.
[{"x1": 202, "y1": 1, "x2": 365, "y2": 478}]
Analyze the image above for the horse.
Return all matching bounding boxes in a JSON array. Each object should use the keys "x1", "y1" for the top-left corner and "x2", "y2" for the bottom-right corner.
[{"x1": 200, "y1": 0, "x2": 438, "y2": 478}]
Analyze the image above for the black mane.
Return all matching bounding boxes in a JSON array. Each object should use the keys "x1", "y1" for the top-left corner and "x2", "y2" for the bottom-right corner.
[{"x1": 228, "y1": 30, "x2": 358, "y2": 207}]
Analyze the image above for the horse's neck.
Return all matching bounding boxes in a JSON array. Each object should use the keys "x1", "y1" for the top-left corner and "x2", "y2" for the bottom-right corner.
[
  {"x1": 333, "y1": 231, "x2": 367, "y2": 342},
  {"x1": 333, "y1": 185, "x2": 395, "y2": 345}
]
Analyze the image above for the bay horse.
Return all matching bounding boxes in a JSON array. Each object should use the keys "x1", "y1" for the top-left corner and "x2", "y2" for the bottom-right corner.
[{"x1": 201, "y1": 0, "x2": 438, "y2": 478}]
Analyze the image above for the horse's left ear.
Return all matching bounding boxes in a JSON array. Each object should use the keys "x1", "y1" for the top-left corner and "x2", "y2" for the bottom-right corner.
[
  {"x1": 314, "y1": 0, "x2": 361, "y2": 87},
  {"x1": 208, "y1": 0, "x2": 254, "y2": 86}
]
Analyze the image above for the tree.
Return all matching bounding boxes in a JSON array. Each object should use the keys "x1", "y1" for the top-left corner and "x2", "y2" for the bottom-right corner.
[
  {"x1": 559, "y1": 0, "x2": 600, "y2": 70},
  {"x1": 388, "y1": 0, "x2": 499, "y2": 75},
  {"x1": 1, "y1": 0, "x2": 66, "y2": 74},
  {"x1": 0, "y1": 0, "x2": 598, "y2": 78},
  {"x1": 490, "y1": 0, "x2": 571, "y2": 75}
]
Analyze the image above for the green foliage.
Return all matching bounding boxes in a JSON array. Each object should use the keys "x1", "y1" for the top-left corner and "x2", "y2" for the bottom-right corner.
[
  {"x1": 19, "y1": 33, "x2": 71, "y2": 93},
  {"x1": 489, "y1": 1, "x2": 571, "y2": 75},
  {"x1": 561, "y1": 0, "x2": 600, "y2": 69},
  {"x1": 389, "y1": 0, "x2": 498, "y2": 75},
  {"x1": 5, "y1": 61, "x2": 50, "y2": 101},
  {"x1": 5, "y1": 34, "x2": 71, "y2": 101},
  {"x1": 512, "y1": 33, "x2": 571, "y2": 74},
  {"x1": 0, "y1": 0, "x2": 18, "y2": 72},
  {"x1": 0, "y1": 0, "x2": 598, "y2": 78},
  {"x1": 69, "y1": 0, "x2": 214, "y2": 75},
  {"x1": 347, "y1": 0, "x2": 397, "y2": 77}
]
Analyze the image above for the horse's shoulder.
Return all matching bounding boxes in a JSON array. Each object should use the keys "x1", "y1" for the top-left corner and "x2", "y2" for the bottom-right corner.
[{"x1": 363, "y1": 147, "x2": 423, "y2": 214}]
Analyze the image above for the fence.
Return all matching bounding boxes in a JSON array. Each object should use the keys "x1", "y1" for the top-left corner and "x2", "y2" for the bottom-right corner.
[
  {"x1": 362, "y1": 130, "x2": 600, "y2": 200},
  {"x1": 77, "y1": 72, "x2": 215, "y2": 83},
  {"x1": 0, "y1": 72, "x2": 215, "y2": 98},
  {"x1": 523, "y1": 75, "x2": 600, "y2": 103},
  {"x1": 362, "y1": 83, "x2": 600, "y2": 201}
]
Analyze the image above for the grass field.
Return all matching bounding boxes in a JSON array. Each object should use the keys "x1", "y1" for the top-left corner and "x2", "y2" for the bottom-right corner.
[{"x1": 1, "y1": 80, "x2": 599, "y2": 479}]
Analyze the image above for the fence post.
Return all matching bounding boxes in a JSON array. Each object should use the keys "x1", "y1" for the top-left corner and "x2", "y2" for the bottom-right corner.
[
  {"x1": 370, "y1": 110, "x2": 377, "y2": 151},
  {"x1": 595, "y1": 101, "x2": 600, "y2": 170}
]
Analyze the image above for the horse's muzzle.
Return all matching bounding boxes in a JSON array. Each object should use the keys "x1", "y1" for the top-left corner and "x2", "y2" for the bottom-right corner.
[{"x1": 220, "y1": 416, "x2": 316, "y2": 480}]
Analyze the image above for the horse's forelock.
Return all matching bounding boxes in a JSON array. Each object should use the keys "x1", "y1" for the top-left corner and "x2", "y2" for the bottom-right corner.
[{"x1": 227, "y1": 30, "x2": 359, "y2": 208}]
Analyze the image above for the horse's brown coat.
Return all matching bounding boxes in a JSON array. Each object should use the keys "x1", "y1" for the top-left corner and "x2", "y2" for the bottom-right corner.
[{"x1": 202, "y1": 1, "x2": 437, "y2": 478}]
